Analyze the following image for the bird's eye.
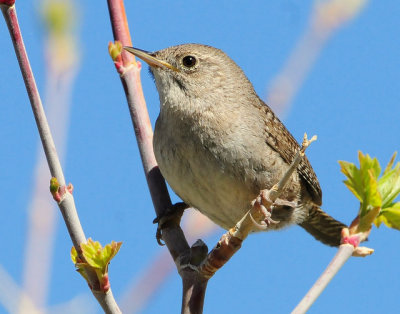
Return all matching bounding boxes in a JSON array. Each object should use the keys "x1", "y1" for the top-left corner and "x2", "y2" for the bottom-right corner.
[{"x1": 182, "y1": 55, "x2": 197, "y2": 68}]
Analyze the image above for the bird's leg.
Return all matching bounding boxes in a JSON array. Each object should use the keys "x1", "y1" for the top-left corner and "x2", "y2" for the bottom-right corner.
[
  {"x1": 250, "y1": 189, "x2": 296, "y2": 229},
  {"x1": 153, "y1": 202, "x2": 189, "y2": 245}
]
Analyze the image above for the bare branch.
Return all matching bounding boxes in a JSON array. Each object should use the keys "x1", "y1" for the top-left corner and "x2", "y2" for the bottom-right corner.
[
  {"x1": 106, "y1": 0, "x2": 204, "y2": 312},
  {"x1": 1, "y1": 2, "x2": 120, "y2": 313}
]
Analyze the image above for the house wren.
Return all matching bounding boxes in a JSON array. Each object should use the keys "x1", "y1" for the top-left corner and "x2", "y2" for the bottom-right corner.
[{"x1": 125, "y1": 44, "x2": 346, "y2": 246}]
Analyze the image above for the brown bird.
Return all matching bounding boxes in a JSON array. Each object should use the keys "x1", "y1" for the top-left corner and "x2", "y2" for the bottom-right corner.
[{"x1": 125, "y1": 44, "x2": 346, "y2": 246}]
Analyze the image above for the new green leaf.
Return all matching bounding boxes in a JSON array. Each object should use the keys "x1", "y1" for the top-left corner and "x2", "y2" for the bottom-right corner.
[
  {"x1": 70, "y1": 238, "x2": 122, "y2": 291},
  {"x1": 340, "y1": 151, "x2": 400, "y2": 232}
]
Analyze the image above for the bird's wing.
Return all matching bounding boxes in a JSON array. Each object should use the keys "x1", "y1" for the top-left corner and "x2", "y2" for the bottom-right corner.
[{"x1": 261, "y1": 102, "x2": 322, "y2": 205}]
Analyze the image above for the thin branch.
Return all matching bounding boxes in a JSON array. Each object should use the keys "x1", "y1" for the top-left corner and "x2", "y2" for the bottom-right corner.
[
  {"x1": 21, "y1": 2, "x2": 79, "y2": 307},
  {"x1": 106, "y1": 0, "x2": 192, "y2": 273},
  {"x1": 291, "y1": 244, "x2": 354, "y2": 314},
  {"x1": 106, "y1": 1, "x2": 208, "y2": 312},
  {"x1": 120, "y1": 210, "x2": 218, "y2": 313},
  {"x1": 292, "y1": 228, "x2": 373, "y2": 313},
  {"x1": 0, "y1": 2, "x2": 120, "y2": 313},
  {"x1": 199, "y1": 134, "x2": 317, "y2": 278},
  {"x1": 106, "y1": 0, "x2": 176, "y2": 225}
]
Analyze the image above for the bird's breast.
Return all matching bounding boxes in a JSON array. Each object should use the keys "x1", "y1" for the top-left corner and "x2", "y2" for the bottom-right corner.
[
  {"x1": 153, "y1": 112, "x2": 254, "y2": 229},
  {"x1": 153, "y1": 106, "x2": 305, "y2": 230}
]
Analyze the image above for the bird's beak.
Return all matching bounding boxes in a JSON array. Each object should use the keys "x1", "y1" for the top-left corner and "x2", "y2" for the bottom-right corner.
[{"x1": 124, "y1": 46, "x2": 179, "y2": 72}]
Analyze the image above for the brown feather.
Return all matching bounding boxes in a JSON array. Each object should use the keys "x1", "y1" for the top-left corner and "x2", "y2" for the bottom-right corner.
[
  {"x1": 259, "y1": 101, "x2": 322, "y2": 205},
  {"x1": 300, "y1": 206, "x2": 347, "y2": 246}
]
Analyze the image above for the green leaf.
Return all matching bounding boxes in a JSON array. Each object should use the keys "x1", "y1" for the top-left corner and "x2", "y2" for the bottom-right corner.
[
  {"x1": 81, "y1": 238, "x2": 122, "y2": 274},
  {"x1": 359, "y1": 151, "x2": 381, "y2": 181},
  {"x1": 340, "y1": 151, "x2": 400, "y2": 232},
  {"x1": 70, "y1": 239, "x2": 122, "y2": 291},
  {"x1": 360, "y1": 169, "x2": 381, "y2": 217},
  {"x1": 71, "y1": 246, "x2": 78, "y2": 264},
  {"x1": 383, "y1": 152, "x2": 398, "y2": 175},
  {"x1": 378, "y1": 164, "x2": 400, "y2": 209},
  {"x1": 375, "y1": 202, "x2": 400, "y2": 230},
  {"x1": 359, "y1": 206, "x2": 380, "y2": 232},
  {"x1": 108, "y1": 41, "x2": 122, "y2": 61},
  {"x1": 339, "y1": 160, "x2": 363, "y2": 202},
  {"x1": 339, "y1": 152, "x2": 382, "y2": 218}
]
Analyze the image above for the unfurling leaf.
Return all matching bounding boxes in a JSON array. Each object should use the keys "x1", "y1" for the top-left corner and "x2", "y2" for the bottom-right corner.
[
  {"x1": 49, "y1": 177, "x2": 60, "y2": 194},
  {"x1": 340, "y1": 151, "x2": 400, "y2": 233},
  {"x1": 70, "y1": 238, "x2": 122, "y2": 292},
  {"x1": 108, "y1": 41, "x2": 122, "y2": 61},
  {"x1": 81, "y1": 238, "x2": 122, "y2": 273},
  {"x1": 375, "y1": 203, "x2": 400, "y2": 230}
]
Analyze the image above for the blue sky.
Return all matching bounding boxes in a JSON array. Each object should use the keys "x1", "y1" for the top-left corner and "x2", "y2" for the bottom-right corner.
[{"x1": 0, "y1": 1, "x2": 399, "y2": 313}]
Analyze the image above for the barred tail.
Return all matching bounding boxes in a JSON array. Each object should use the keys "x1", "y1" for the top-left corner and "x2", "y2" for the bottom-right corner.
[{"x1": 299, "y1": 206, "x2": 347, "y2": 247}]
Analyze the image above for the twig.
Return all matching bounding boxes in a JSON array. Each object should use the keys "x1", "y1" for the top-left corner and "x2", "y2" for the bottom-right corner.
[
  {"x1": 106, "y1": 0, "x2": 175, "y2": 218},
  {"x1": 199, "y1": 134, "x2": 317, "y2": 278},
  {"x1": 292, "y1": 229, "x2": 373, "y2": 313},
  {"x1": 21, "y1": 2, "x2": 79, "y2": 308},
  {"x1": 0, "y1": 2, "x2": 120, "y2": 313},
  {"x1": 292, "y1": 244, "x2": 353, "y2": 314}
]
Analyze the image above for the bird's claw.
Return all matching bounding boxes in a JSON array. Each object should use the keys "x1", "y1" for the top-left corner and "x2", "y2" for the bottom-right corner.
[
  {"x1": 153, "y1": 202, "x2": 189, "y2": 245},
  {"x1": 251, "y1": 189, "x2": 296, "y2": 228},
  {"x1": 251, "y1": 199, "x2": 280, "y2": 228}
]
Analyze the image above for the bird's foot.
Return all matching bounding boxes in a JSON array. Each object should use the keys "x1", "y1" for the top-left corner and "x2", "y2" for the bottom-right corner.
[
  {"x1": 153, "y1": 202, "x2": 189, "y2": 245},
  {"x1": 250, "y1": 189, "x2": 296, "y2": 229}
]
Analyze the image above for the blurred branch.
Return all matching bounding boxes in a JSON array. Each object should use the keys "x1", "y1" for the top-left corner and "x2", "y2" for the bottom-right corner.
[
  {"x1": 0, "y1": 264, "x2": 93, "y2": 314},
  {"x1": 0, "y1": 2, "x2": 120, "y2": 313},
  {"x1": 120, "y1": 250, "x2": 174, "y2": 313},
  {"x1": 267, "y1": 0, "x2": 368, "y2": 117},
  {"x1": 0, "y1": 264, "x2": 42, "y2": 314}
]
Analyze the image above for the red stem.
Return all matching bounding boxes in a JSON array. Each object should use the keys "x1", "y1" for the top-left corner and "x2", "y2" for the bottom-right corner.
[
  {"x1": 106, "y1": 1, "x2": 209, "y2": 313},
  {"x1": 107, "y1": 0, "x2": 134, "y2": 66},
  {"x1": 1, "y1": 4, "x2": 65, "y2": 184},
  {"x1": 107, "y1": 0, "x2": 174, "y2": 221}
]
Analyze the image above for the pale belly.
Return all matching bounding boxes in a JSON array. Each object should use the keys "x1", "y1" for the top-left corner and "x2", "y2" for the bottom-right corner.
[
  {"x1": 157, "y1": 144, "x2": 255, "y2": 230},
  {"x1": 153, "y1": 116, "x2": 305, "y2": 230}
]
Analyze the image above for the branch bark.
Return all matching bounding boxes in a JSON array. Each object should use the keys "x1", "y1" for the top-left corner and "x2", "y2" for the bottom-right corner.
[
  {"x1": 1, "y1": 2, "x2": 120, "y2": 313},
  {"x1": 106, "y1": 1, "x2": 210, "y2": 312}
]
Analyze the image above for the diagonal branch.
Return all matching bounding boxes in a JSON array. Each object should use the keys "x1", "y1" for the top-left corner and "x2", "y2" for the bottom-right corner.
[
  {"x1": 0, "y1": 2, "x2": 120, "y2": 313},
  {"x1": 199, "y1": 134, "x2": 317, "y2": 278},
  {"x1": 106, "y1": 0, "x2": 191, "y2": 270},
  {"x1": 292, "y1": 228, "x2": 373, "y2": 313},
  {"x1": 106, "y1": 1, "x2": 207, "y2": 312}
]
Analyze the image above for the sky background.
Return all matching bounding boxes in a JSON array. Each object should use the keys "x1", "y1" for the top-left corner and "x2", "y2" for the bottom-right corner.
[{"x1": 0, "y1": 1, "x2": 400, "y2": 313}]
